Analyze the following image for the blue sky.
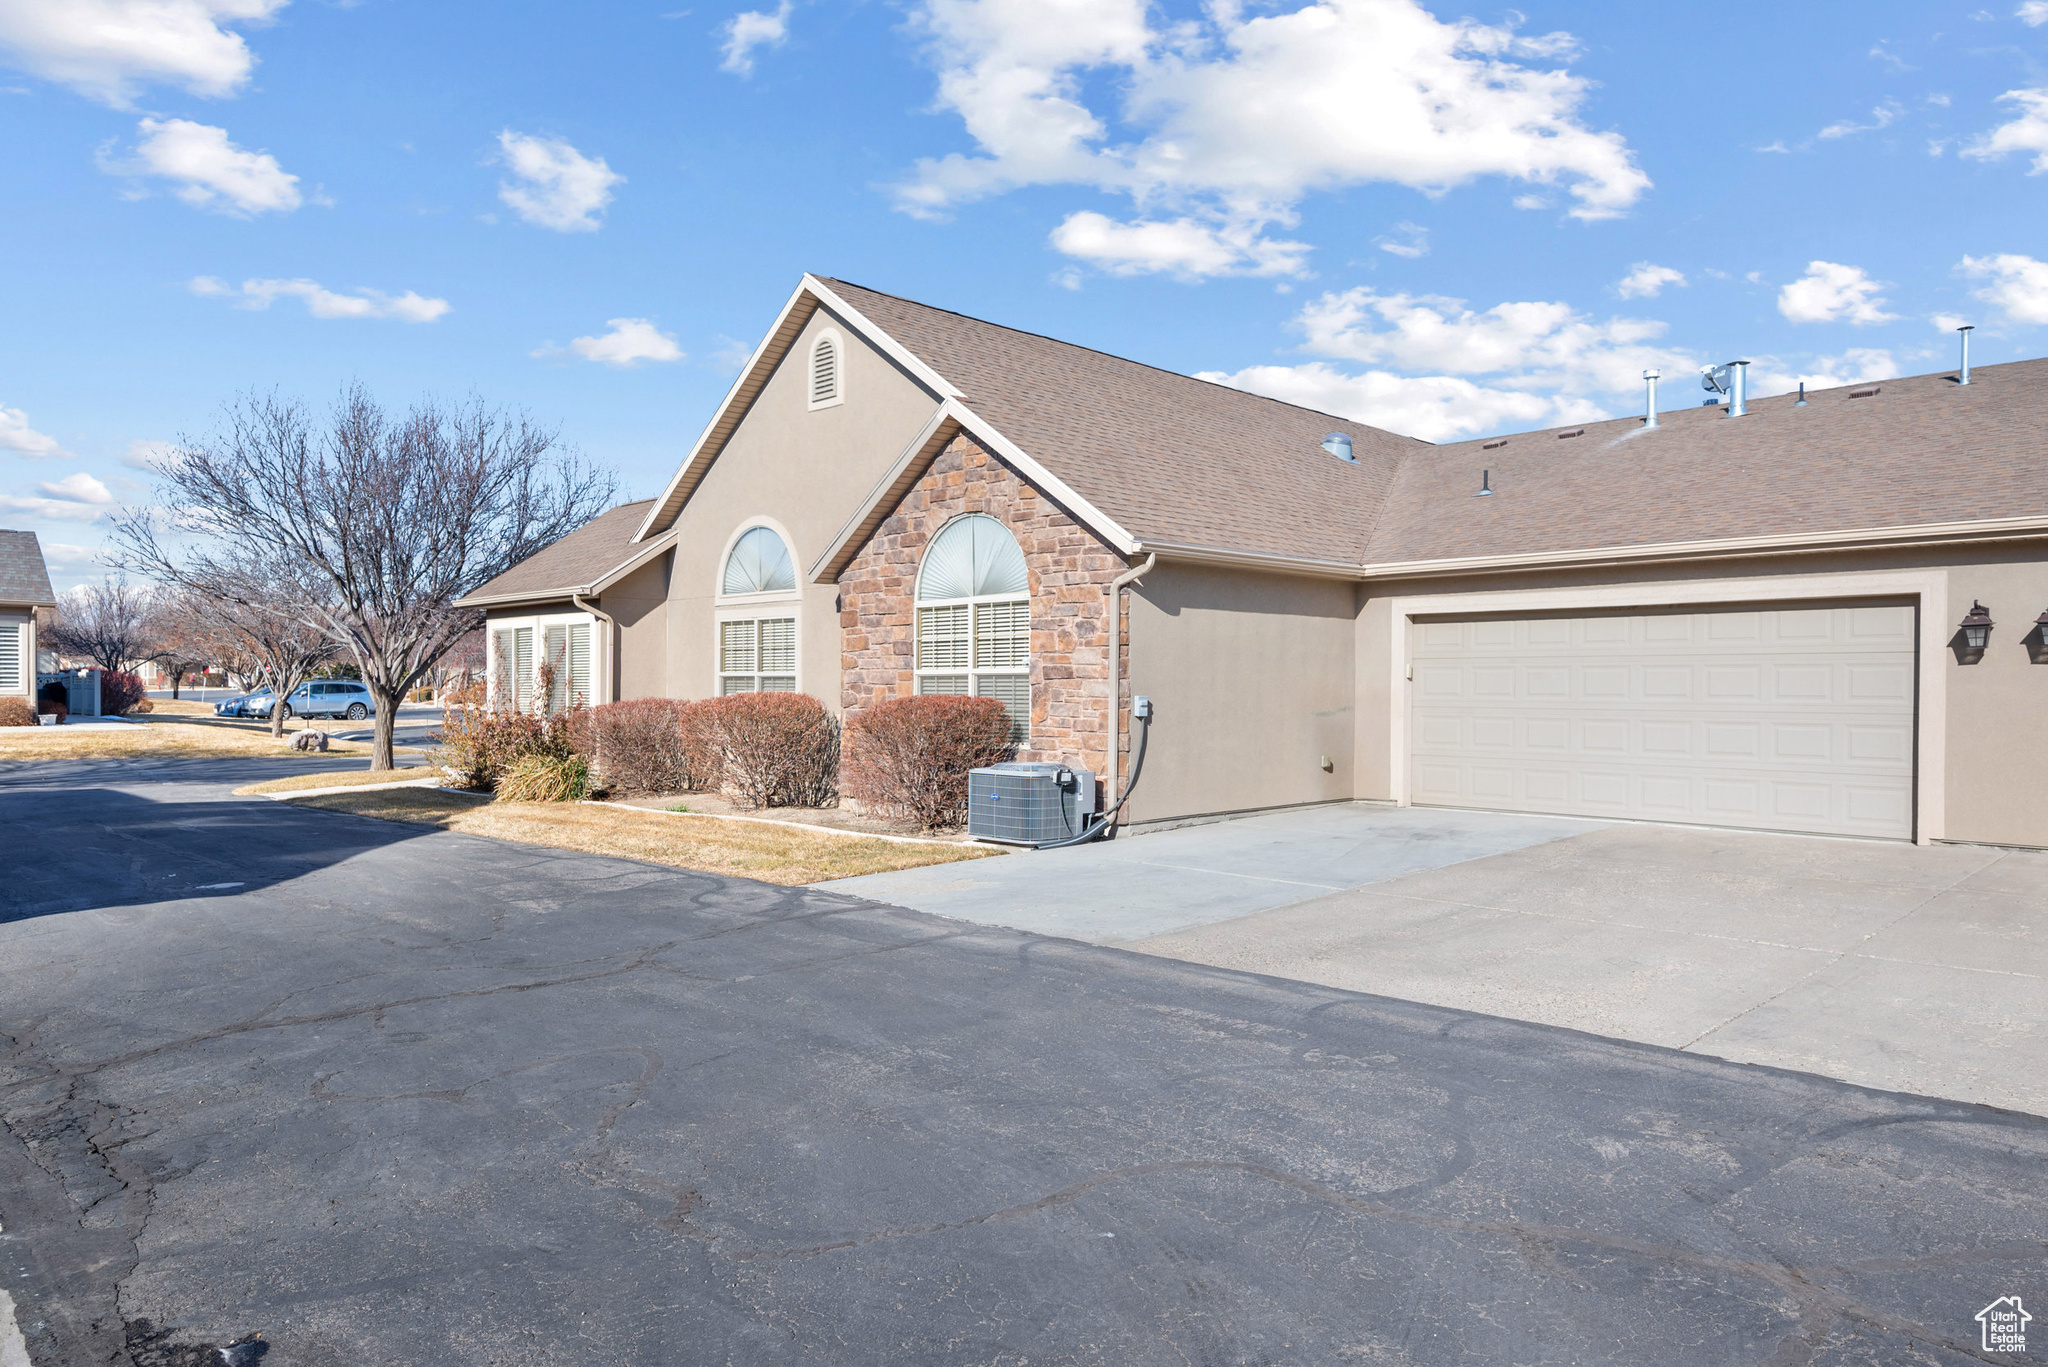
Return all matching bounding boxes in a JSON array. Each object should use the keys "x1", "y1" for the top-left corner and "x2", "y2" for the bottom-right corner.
[{"x1": 4, "y1": 0, "x2": 2047, "y2": 588}]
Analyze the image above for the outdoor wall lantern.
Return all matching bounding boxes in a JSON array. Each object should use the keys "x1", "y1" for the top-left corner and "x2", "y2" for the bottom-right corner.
[
  {"x1": 1960, "y1": 601, "x2": 1994, "y2": 651},
  {"x1": 2035, "y1": 608, "x2": 2048, "y2": 655}
]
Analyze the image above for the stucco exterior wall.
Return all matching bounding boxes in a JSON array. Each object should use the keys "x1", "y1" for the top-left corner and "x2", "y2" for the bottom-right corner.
[
  {"x1": 838, "y1": 434, "x2": 1124, "y2": 771},
  {"x1": 603, "y1": 553, "x2": 671, "y2": 703},
  {"x1": 1351, "y1": 539, "x2": 2048, "y2": 848},
  {"x1": 1126, "y1": 563, "x2": 1357, "y2": 826},
  {"x1": 661, "y1": 303, "x2": 946, "y2": 706}
]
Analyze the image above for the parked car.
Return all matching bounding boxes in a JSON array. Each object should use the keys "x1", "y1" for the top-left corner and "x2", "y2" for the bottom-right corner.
[
  {"x1": 264, "y1": 680, "x2": 376, "y2": 722},
  {"x1": 215, "y1": 691, "x2": 271, "y2": 719}
]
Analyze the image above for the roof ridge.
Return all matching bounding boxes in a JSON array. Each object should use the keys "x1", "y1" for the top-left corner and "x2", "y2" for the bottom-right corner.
[{"x1": 819, "y1": 276, "x2": 1433, "y2": 446}]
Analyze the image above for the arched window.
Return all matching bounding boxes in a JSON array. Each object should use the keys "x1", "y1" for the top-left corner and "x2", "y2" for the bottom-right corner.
[
  {"x1": 719, "y1": 526, "x2": 798, "y2": 694},
  {"x1": 722, "y1": 525, "x2": 796, "y2": 596},
  {"x1": 915, "y1": 514, "x2": 1029, "y2": 743},
  {"x1": 808, "y1": 330, "x2": 842, "y2": 409}
]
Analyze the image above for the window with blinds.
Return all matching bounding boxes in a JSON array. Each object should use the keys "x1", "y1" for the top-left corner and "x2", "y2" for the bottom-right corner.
[
  {"x1": 913, "y1": 514, "x2": 1030, "y2": 744},
  {"x1": 513, "y1": 627, "x2": 534, "y2": 714},
  {"x1": 0, "y1": 622, "x2": 18, "y2": 693},
  {"x1": 720, "y1": 617, "x2": 796, "y2": 694},
  {"x1": 809, "y1": 333, "x2": 841, "y2": 407}
]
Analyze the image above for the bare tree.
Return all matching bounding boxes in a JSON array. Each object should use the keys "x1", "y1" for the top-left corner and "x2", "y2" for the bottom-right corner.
[
  {"x1": 143, "y1": 589, "x2": 218, "y2": 699},
  {"x1": 116, "y1": 385, "x2": 613, "y2": 768},
  {"x1": 194, "y1": 562, "x2": 339, "y2": 738},
  {"x1": 44, "y1": 580, "x2": 156, "y2": 674}
]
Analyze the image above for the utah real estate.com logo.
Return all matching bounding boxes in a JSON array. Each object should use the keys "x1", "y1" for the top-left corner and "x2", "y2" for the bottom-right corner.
[{"x1": 1978, "y1": 1296, "x2": 2031, "y2": 1354}]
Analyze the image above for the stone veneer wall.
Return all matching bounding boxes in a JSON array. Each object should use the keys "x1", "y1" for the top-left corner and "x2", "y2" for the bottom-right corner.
[{"x1": 839, "y1": 434, "x2": 1130, "y2": 776}]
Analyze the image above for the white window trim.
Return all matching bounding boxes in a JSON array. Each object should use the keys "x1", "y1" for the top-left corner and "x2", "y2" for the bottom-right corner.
[
  {"x1": 806, "y1": 327, "x2": 845, "y2": 411},
  {"x1": 714, "y1": 518, "x2": 803, "y2": 695},
  {"x1": 913, "y1": 587, "x2": 1031, "y2": 739},
  {"x1": 487, "y1": 610, "x2": 598, "y2": 713}
]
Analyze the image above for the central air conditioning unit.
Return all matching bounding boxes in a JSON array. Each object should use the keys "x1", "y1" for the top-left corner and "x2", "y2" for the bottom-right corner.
[{"x1": 968, "y1": 762, "x2": 1096, "y2": 845}]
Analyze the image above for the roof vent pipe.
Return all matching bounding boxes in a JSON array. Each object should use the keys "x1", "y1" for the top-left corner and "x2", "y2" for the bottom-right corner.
[
  {"x1": 1642, "y1": 369, "x2": 1660, "y2": 428},
  {"x1": 1322, "y1": 432, "x2": 1355, "y2": 462},
  {"x1": 1958, "y1": 325, "x2": 1974, "y2": 385},
  {"x1": 1725, "y1": 360, "x2": 1749, "y2": 417}
]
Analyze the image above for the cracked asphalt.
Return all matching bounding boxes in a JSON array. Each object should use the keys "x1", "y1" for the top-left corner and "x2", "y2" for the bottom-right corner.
[{"x1": 2, "y1": 759, "x2": 2044, "y2": 1365}]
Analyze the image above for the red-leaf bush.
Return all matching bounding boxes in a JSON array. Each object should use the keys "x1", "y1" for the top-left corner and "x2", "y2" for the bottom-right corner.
[
  {"x1": 435, "y1": 705, "x2": 582, "y2": 791},
  {"x1": 841, "y1": 695, "x2": 1014, "y2": 829},
  {"x1": 0, "y1": 697, "x2": 34, "y2": 727},
  {"x1": 694, "y1": 692, "x2": 840, "y2": 809},
  {"x1": 590, "y1": 698, "x2": 693, "y2": 796},
  {"x1": 101, "y1": 670, "x2": 148, "y2": 716}
]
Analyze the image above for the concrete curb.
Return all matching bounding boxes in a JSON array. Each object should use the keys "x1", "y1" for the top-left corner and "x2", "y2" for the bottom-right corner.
[
  {"x1": 582, "y1": 799, "x2": 1005, "y2": 851},
  {"x1": 257, "y1": 775, "x2": 462, "y2": 801}
]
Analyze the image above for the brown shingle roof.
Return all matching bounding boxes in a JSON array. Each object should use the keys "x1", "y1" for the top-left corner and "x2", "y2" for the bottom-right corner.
[
  {"x1": 1364, "y1": 360, "x2": 2048, "y2": 565},
  {"x1": 0, "y1": 529, "x2": 56, "y2": 606},
  {"x1": 458, "y1": 500, "x2": 656, "y2": 605},
  {"x1": 822, "y1": 278, "x2": 1427, "y2": 566}
]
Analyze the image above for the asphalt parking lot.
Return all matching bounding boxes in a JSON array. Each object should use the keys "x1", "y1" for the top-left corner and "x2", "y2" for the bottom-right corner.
[{"x1": 2, "y1": 759, "x2": 2043, "y2": 1365}]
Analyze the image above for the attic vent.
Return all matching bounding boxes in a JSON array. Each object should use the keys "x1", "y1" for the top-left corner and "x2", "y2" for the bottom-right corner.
[
  {"x1": 1557, "y1": 428, "x2": 1585, "y2": 439},
  {"x1": 809, "y1": 332, "x2": 842, "y2": 408},
  {"x1": 1849, "y1": 386, "x2": 1880, "y2": 399},
  {"x1": 1482, "y1": 439, "x2": 1507, "y2": 450}
]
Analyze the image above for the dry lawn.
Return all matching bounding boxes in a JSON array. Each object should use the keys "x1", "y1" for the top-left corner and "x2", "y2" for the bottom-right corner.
[
  {"x1": 0, "y1": 713, "x2": 417, "y2": 762},
  {"x1": 285, "y1": 788, "x2": 1001, "y2": 885},
  {"x1": 234, "y1": 767, "x2": 438, "y2": 795}
]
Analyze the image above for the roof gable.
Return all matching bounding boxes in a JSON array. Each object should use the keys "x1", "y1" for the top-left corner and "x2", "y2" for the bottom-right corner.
[
  {"x1": 0, "y1": 529, "x2": 56, "y2": 606},
  {"x1": 457, "y1": 500, "x2": 663, "y2": 607}
]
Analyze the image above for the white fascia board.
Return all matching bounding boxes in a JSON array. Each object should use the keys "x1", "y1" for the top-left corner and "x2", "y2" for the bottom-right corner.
[
  {"x1": 1141, "y1": 540, "x2": 1371, "y2": 580},
  {"x1": 802, "y1": 276, "x2": 963, "y2": 401},
  {"x1": 945, "y1": 400, "x2": 1141, "y2": 556},
  {"x1": 1360, "y1": 514, "x2": 2048, "y2": 580},
  {"x1": 630, "y1": 275, "x2": 964, "y2": 546},
  {"x1": 630, "y1": 279, "x2": 817, "y2": 544},
  {"x1": 589, "y1": 530, "x2": 678, "y2": 594}
]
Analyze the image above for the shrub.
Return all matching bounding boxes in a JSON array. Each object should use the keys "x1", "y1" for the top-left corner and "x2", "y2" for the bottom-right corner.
[
  {"x1": 434, "y1": 705, "x2": 577, "y2": 790},
  {"x1": 590, "y1": 698, "x2": 691, "y2": 796},
  {"x1": 695, "y1": 692, "x2": 840, "y2": 809},
  {"x1": 496, "y1": 753, "x2": 591, "y2": 803},
  {"x1": 842, "y1": 695, "x2": 1014, "y2": 829},
  {"x1": 0, "y1": 697, "x2": 35, "y2": 727},
  {"x1": 101, "y1": 670, "x2": 148, "y2": 716}
]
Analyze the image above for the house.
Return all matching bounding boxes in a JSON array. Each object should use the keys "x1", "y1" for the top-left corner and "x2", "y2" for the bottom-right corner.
[
  {"x1": 460, "y1": 275, "x2": 2048, "y2": 848},
  {"x1": 0, "y1": 530, "x2": 55, "y2": 709}
]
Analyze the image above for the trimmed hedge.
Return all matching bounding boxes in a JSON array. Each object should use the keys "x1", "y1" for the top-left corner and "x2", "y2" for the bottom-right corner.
[
  {"x1": 841, "y1": 695, "x2": 1014, "y2": 829},
  {"x1": 101, "y1": 670, "x2": 148, "y2": 716},
  {"x1": 590, "y1": 698, "x2": 693, "y2": 796},
  {"x1": 0, "y1": 697, "x2": 34, "y2": 727},
  {"x1": 694, "y1": 692, "x2": 840, "y2": 809}
]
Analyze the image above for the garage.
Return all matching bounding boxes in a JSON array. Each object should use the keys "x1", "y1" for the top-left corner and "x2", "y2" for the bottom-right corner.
[{"x1": 1409, "y1": 603, "x2": 1917, "y2": 839}]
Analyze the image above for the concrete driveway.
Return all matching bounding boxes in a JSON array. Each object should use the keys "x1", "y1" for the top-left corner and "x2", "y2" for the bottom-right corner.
[
  {"x1": 826, "y1": 805, "x2": 2048, "y2": 1117},
  {"x1": 4, "y1": 760, "x2": 2045, "y2": 1365}
]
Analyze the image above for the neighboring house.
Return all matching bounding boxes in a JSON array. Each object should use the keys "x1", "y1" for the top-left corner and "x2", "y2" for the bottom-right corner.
[
  {"x1": 460, "y1": 275, "x2": 2048, "y2": 847},
  {"x1": 0, "y1": 530, "x2": 56, "y2": 707}
]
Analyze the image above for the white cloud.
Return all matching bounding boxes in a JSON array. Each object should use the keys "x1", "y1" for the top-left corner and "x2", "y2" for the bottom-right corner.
[
  {"x1": 1749, "y1": 349, "x2": 1901, "y2": 397},
  {"x1": 1819, "y1": 100, "x2": 1903, "y2": 140},
  {"x1": 899, "y1": 0, "x2": 1650, "y2": 279},
  {"x1": 1047, "y1": 210, "x2": 1309, "y2": 277},
  {"x1": 1776, "y1": 261, "x2": 1898, "y2": 325},
  {"x1": 1616, "y1": 262, "x2": 1684, "y2": 299},
  {"x1": 1195, "y1": 284, "x2": 1696, "y2": 442},
  {"x1": 1375, "y1": 220, "x2": 1429, "y2": 258},
  {"x1": 121, "y1": 438, "x2": 176, "y2": 469},
  {"x1": 37, "y1": 541, "x2": 114, "y2": 570},
  {"x1": 1959, "y1": 252, "x2": 2048, "y2": 323},
  {"x1": 720, "y1": 0, "x2": 791, "y2": 76},
  {"x1": 1963, "y1": 88, "x2": 2048, "y2": 172},
  {"x1": 494, "y1": 130, "x2": 622, "y2": 232},
  {"x1": 190, "y1": 275, "x2": 451, "y2": 321},
  {"x1": 564, "y1": 318, "x2": 685, "y2": 367},
  {"x1": 0, "y1": 0, "x2": 284, "y2": 106},
  {"x1": 1198, "y1": 362, "x2": 1600, "y2": 443},
  {"x1": 104, "y1": 117, "x2": 300, "y2": 214},
  {"x1": 2020, "y1": 1, "x2": 2048, "y2": 23},
  {"x1": 37, "y1": 471, "x2": 111, "y2": 503},
  {"x1": 0, "y1": 403, "x2": 66, "y2": 457}
]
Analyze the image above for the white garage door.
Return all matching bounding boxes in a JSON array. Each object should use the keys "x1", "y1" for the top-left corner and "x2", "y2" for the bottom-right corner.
[{"x1": 1410, "y1": 604, "x2": 1917, "y2": 839}]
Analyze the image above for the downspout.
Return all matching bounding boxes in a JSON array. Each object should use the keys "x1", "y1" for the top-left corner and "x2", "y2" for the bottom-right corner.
[
  {"x1": 1105, "y1": 553, "x2": 1157, "y2": 812},
  {"x1": 572, "y1": 592, "x2": 615, "y2": 704}
]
